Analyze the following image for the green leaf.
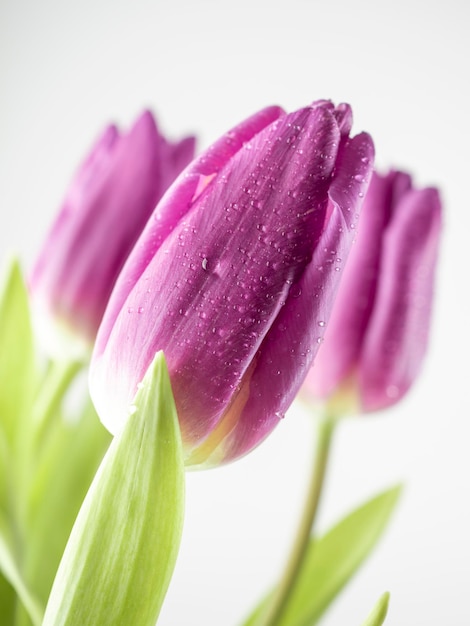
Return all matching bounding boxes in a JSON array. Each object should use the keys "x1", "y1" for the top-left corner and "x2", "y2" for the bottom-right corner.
[
  {"x1": 0, "y1": 258, "x2": 41, "y2": 624},
  {"x1": 42, "y1": 351, "x2": 185, "y2": 626},
  {"x1": 9, "y1": 369, "x2": 111, "y2": 626},
  {"x1": 242, "y1": 485, "x2": 401, "y2": 626},
  {"x1": 0, "y1": 257, "x2": 35, "y2": 445},
  {"x1": 22, "y1": 400, "x2": 111, "y2": 609},
  {"x1": 0, "y1": 513, "x2": 43, "y2": 626},
  {"x1": 360, "y1": 592, "x2": 390, "y2": 626},
  {"x1": 0, "y1": 571, "x2": 16, "y2": 625}
]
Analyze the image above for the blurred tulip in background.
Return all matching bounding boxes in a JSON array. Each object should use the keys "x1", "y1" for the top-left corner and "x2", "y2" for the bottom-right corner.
[
  {"x1": 30, "y1": 111, "x2": 195, "y2": 352},
  {"x1": 303, "y1": 170, "x2": 442, "y2": 413}
]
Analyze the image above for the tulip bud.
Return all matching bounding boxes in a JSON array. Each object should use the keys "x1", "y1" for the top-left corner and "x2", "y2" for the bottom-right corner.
[
  {"x1": 303, "y1": 170, "x2": 442, "y2": 413},
  {"x1": 30, "y1": 111, "x2": 196, "y2": 353},
  {"x1": 90, "y1": 100, "x2": 374, "y2": 467}
]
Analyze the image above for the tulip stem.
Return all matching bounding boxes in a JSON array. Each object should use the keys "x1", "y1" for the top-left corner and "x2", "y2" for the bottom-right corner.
[{"x1": 261, "y1": 411, "x2": 337, "y2": 626}]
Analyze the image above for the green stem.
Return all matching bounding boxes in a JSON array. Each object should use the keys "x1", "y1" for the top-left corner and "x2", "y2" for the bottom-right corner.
[{"x1": 261, "y1": 412, "x2": 337, "y2": 626}]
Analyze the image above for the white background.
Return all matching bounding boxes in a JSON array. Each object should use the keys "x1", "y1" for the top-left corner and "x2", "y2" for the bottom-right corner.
[{"x1": 1, "y1": 0, "x2": 469, "y2": 624}]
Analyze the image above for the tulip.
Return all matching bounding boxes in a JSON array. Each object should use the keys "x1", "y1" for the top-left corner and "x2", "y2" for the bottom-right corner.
[
  {"x1": 89, "y1": 100, "x2": 374, "y2": 467},
  {"x1": 30, "y1": 111, "x2": 195, "y2": 351},
  {"x1": 303, "y1": 170, "x2": 442, "y2": 413}
]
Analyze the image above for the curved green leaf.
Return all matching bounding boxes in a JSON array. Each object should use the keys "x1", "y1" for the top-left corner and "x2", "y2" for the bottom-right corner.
[
  {"x1": 0, "y1": 257, "x2": 35, "y2": 445},
  {"x1": 23, "y1": 400, "x2": 111, "y2": 609},
  {"x1": 0, "y1": 571, "x2": 16, "y2": 625},
  {"x1": 42, "y1": 351, "x2": 185, "y2": 626},
  {"x1": 242, "y1": 485, "x2": 401, "y2": 626},
  {"x1": 0, "y1": 513, "x2": 43, "y2": 625},
  {"x1": 360, "y1": 592, "x2": 390, "y2": 626}
]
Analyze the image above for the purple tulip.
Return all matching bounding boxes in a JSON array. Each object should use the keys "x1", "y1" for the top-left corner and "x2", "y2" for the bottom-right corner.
[
  {"x1": 30, "y1": 111, "x2": 196, "y2": 347},
  {"x1": 89, "y1": 100, "x2": 374, "y2": 467},
  {"x1": 303, "y1": 170, "x2": 442, "y2": 412}
]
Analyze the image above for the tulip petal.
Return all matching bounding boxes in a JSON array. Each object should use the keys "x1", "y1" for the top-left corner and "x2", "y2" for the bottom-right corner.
[
  {"x1": 30, "y1": 123, "x2": 119, "y2": 299},
  {"x1": 94, "y1": 105, "x2": 285, "y2": 355},
  {"x1": 31, "y1": 112, "x2": 195, "y2": 344},
  {"x1": 333, "y1": 102, "x2": 353, "y2": 136},
  {"x1": 304, "y1": 170, "x2": 410, "y2": 397},
  {"x1": 359, "y1": 185, "x2": 442, "y2": 410},
  {"x1": 218, "y1": 131, "x2": 374, "y2": 463},
  {"x1": 58, "y1": 111, "x2": 176, "y2": 335}
]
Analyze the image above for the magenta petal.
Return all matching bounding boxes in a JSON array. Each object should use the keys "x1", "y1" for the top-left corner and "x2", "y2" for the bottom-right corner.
[
  {"x1": 303, "y1": 166, "x2": 442, "y2": 415},
  {"x1": 333, "y1": 103, "x2": 353, "y2": 136},
  {"x1": 304, "y1": 169, "x2": 407, "y2": 397},
  {"x1": 30, "y1": 124, "x2": 119, "y2": 293},
  {"x1": 169, "y1": 136, "x2": 197, "y2": 188},
  {"x1": 359, "y1": 185, "x2": 442, "y2": 410},
  {"x1": 220, "y1": 131, "x2": 374, "y2": 462},
  {"x1": 94, "y1": 105, "x2": 284, "y2": 356},
  {"x1": 30, "y1": 111, "x2": 195, "y2": 343}
]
